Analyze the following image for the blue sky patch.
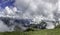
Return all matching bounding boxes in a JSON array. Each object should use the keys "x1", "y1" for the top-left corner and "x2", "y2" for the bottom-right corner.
[{"x1": 0, "y1": 0, "x2": 15, "y2": 8}]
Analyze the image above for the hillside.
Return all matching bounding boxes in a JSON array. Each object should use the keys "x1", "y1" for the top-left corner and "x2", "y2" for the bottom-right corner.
[{"x1": 0, "y1": 28, "x2": 60, "y2": 35}]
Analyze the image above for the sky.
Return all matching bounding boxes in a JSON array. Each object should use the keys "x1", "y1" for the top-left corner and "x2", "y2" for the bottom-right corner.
[
  {"x1": 15, "y1": 0, "x2": 58, "y2": 20},
  {"x1": 0, "y1": 0, "x2": 59, "y2": 32}
]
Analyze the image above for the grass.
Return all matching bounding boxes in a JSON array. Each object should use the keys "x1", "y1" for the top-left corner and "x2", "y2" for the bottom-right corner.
[{"x1": 0, "y1": 28, "x2": 60, "y2": 35}]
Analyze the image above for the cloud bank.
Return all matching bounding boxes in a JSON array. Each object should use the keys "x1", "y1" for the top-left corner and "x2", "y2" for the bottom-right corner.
[
  {"x1": 15, "y1": 0, "x2": 58, "y2": 20},
  {"x1": 0, "y1": 0, "x2": 59, "y2": 32}
]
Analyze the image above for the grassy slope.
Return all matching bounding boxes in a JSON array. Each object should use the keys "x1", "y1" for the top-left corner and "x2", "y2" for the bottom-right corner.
[{"x1": 0, "y1": 28, "x2": 60, "y2": 35}]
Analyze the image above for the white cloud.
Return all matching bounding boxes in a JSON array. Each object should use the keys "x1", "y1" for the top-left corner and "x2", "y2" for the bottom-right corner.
[
  {"x1": 0, "y1": 0, "x2": 59, "y2": 32},
  {"x1": 0, "y1": 20, "x2": 11, "y2": 32}
]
